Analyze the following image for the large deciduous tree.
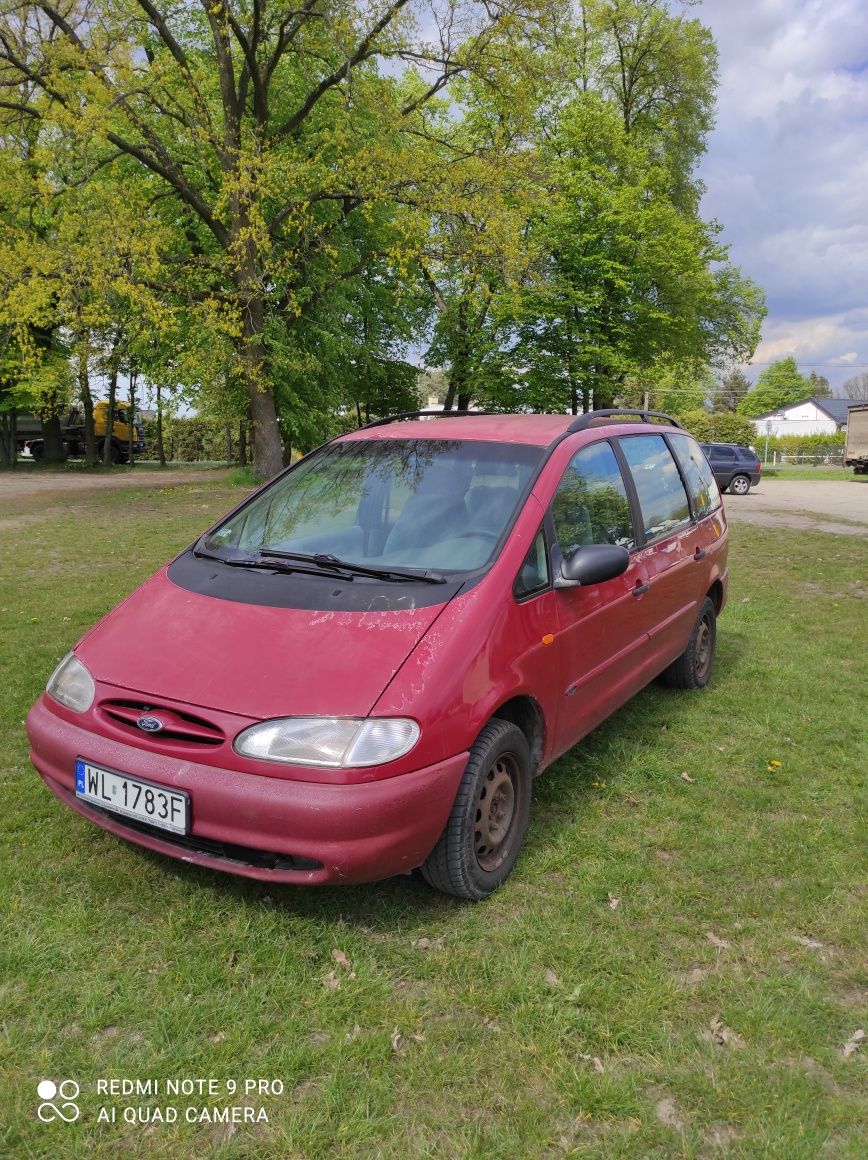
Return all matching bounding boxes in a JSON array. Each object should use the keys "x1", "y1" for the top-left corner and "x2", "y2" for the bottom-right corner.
[
  {"x1": 496, "y1": 90, "x2": 764, "y2": 414},
  {"x1": 842, "y1": 372, "x2": 868, "y2": 401},
  {"x1": 0, "y1": 0, "x2": 549, "y2": 476},
  {"x1": 737, "y1": 357, "x2": 813, "y2": 418}
]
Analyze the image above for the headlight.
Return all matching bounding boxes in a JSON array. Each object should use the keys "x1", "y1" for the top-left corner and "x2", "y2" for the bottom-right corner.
[
  {"x1": 234, "y1": 717, "x2": 420, "y2": 768},
  {"x1": 46, "y1": 653, "x2": 95, "y2": 713}
]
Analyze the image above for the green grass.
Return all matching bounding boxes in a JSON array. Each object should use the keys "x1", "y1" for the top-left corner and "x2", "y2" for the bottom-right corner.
[
  {"x1": 1, "y1": 480, "x2": 865, "y2": 1158},
  {"x1": 761, "y1": 465, "x2": 867, "y2": 481}
]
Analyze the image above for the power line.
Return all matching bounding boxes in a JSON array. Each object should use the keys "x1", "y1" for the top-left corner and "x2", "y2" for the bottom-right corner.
[{"x1": 746, "y1": 361, "x2": 868, "y2": 368}]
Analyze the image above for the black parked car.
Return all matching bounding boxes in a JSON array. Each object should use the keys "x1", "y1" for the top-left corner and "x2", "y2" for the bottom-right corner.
[{"x1": 699, "y1": 443, "x2": 761, "y2": 495}]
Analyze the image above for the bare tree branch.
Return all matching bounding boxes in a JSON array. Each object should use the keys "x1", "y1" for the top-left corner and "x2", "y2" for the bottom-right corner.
[{"x1": 272, "y1": 0, "x2": 412, "y2": 142}]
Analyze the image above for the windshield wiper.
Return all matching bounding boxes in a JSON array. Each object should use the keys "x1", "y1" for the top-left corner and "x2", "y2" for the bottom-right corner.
[
  {"x1": 259, "y1": 549, "x2": 447, "y2": 584},
  {"x1": 193, "y1": 546, "x2": 354, "y2": 580}
]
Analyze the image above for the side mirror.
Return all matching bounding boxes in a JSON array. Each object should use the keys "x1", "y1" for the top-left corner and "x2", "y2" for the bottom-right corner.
[{"x1": 555, "y1": 543, "x2": 629, "y2": 588}]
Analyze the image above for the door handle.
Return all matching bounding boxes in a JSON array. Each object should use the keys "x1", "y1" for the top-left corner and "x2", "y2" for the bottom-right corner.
[
  {"x1": 694, "y1": 547, "x2": 706, "y2": 560},
  {"x1": 632, "y1": 581, "x2": 650, "y2": 597}
]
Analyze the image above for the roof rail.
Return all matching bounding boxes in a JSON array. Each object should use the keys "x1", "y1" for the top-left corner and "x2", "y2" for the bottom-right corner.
[
  {"x1": 359, "y1": 409, "x2": 501, "y2": 429},
  {"x1": 566, "y1": 408, "x2": 682, "y2": 433},
  {"x1": 359, "y1": 407, "x2": 683, "y2": 432}
]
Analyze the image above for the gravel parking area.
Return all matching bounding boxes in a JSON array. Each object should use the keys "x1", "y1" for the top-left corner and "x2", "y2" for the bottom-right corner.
[{"x1": 724, "y1": 480, "x2": 868, "y2": 536}]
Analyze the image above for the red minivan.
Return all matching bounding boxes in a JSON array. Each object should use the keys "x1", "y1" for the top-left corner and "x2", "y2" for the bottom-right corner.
[{"x1": 27, "y1": 410, "x2": 728, "y2": 899}]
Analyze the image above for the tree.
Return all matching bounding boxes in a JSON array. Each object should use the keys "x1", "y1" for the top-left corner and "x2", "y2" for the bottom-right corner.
[
  {"x1": 677, "y1": 408, "x2": 755, "y2": 445},
  {"x1": 498, "y1": 93, "x2": 764, "y2": 414},
  {"x1": 737, "y1": 357, "x2": 812, "y2": 418},
  {"x1": 808, "y1": 370, "x2": 831, "y2": 398},
  {"x1": 0, "y1": 0, "x2": 551, "y2": 477},
  {"x1": 710, "y1": 368, "x2": 750, "y2": 413},
  {"x1": 841, "y1": 372, "x2": 868, "y2": 401}
]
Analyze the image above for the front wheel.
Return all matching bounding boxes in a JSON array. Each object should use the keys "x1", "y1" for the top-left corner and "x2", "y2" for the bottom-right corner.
[
  {"x1": 729, "y1": 474, "x2": 751, "y2": 495},
  {"x1": 420, "y1": 719, "x2": 532, "y2": 900},
  {"x1": 659, "y1": 597, "x2": 717, "y2": 690}
]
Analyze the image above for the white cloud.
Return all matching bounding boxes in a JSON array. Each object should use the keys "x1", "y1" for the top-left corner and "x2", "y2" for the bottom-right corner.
[{"x1": 696, "y1": 0, "x2": 868, "y2": 389}]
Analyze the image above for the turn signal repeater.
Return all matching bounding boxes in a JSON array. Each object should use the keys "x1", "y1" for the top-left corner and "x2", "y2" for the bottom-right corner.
[{"x1": 542, "y1": 634, "x2": 555, "y2": 646}]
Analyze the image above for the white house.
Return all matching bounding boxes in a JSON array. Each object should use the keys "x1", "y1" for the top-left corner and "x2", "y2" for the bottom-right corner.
[{"x1": 751, "y1": 397, "x2": 852, "y2": 437}]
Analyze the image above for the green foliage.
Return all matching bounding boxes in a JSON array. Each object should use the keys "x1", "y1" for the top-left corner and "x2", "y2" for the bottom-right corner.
[
  {"x1": 141, "y1": 416, "x2": 245, "y2": 464},
  {"x1": 807, "y1": 370, "x2": 831, "y2": 397},
  {"x1": 0, "y1": 0, "x2": 768, "y2": 458},
  {"x1": 677, "y1": 409, "x2": 756, "y2": 445},
  {"x1": 738, "y1": 357, "x2": 813, "y2": 417},
  {"x1": 710, "y1": 368, "x2": 751, "y2": 413},
  {"x1": 493, "y1": 89, "x2": 764, "y2": 414},
  {"x1": 765, "y1": 432, "x2": 845, "y2": 457}
]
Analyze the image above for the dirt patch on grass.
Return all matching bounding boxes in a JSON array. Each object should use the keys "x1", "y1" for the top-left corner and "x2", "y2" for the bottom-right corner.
[{"x1": 0, "y1": 467, "x2": 232, "y2": 501}]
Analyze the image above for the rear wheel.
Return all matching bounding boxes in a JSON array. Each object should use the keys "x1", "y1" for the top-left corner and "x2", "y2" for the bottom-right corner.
[
  {"x1": 729, "y1": 474, "x2": 750, "y2": 495},
  {"x1": 420, "y1": 719, "x2": 531, "y2": 900},
  {"x1": 659, "y1": 597, "x2": 717, "y2": 690}
]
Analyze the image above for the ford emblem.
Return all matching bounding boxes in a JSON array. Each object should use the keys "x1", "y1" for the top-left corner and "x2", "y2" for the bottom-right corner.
[{"x1": 137, "y1": 715, "x2": 164, "y2": 733}]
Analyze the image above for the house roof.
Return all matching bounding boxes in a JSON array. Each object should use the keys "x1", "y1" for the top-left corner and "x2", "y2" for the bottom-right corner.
[{"x1": 752, "y1": 396, "x2": 854, "y2": 424}]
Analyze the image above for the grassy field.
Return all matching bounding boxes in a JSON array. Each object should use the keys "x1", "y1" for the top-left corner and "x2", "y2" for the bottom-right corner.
[
  {"x1": 761, "y1": 466, "x2": 866, "y2": 482},
  {"x1": 1, "y1": 479, "x2": 865, "y2": 1159}
]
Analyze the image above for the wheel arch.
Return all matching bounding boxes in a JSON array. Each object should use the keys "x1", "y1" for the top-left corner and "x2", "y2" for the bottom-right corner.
[
  {"x1": 490, "y1": 694, "x2": 546, "y2": 776},
  {"x1": 706, "y1": 578, "x2": 724, "y2": 614}
]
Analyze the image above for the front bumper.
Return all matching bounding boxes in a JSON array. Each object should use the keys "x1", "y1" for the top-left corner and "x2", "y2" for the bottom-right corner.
[{"x1": 27, "y1": 697, "x2": 467, "y2": 885}]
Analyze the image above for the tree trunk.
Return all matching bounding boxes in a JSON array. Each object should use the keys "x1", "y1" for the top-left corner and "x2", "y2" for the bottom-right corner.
[
  {"x1": 127, "y1": 371, "x2": 137, "y2": 466},
  {"x1": 239, "y1": 293, "x2": 283, "y2": 478},
  {"x1": 104, "y1": 365, "x2": 118, "y2": 465},
  {"x1": 0, "y1": 412, "x2": 16, "y2": 469},
  {"x1": 238, "y1": 419, "x2": 247, "y2": 467},
  {"x1": 42, "y1": 412, "x2": 66, "y2": 462},
  {"x1": 155, "y1": 382, "x2": 166, "y2": 466},
  {"x1": 78, "y1": 348, "x2": 97, "y2": 465}
]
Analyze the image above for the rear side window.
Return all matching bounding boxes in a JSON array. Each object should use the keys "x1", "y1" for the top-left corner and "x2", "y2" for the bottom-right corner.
[
  {"x1": 552, "y1": 441, "x2": 635, "y2": 554},
  {"x1": 618, "y1": 435, "x2": 692, "y2": 540},
  {"x1": 710, "y1": 445, "x2": 736, "y2": 461},
  {"x1": 668, "y1": 433, "x2": 722, "y2": 518}
]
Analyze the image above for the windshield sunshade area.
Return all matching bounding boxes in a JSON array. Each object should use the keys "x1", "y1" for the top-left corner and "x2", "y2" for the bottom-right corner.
[{"x1": 203, "y1": 438, "x2": 544, "y2": 574}]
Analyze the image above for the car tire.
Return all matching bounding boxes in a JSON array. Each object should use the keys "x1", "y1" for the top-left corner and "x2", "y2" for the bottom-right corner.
[
  {"x1": 729, "y1": 474, "x2": 750, "y2": 495},
  {"x1": 659, "y1": 596, "x2": 717, "y2": 690},
  {"x1": 420, "y1": 719, "x2": 532, "y2": 901}
]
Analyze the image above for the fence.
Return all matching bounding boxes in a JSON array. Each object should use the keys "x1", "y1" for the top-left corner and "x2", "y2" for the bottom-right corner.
[{"x1": 769, "y1": 451, "x2": 845, "y2": 467}]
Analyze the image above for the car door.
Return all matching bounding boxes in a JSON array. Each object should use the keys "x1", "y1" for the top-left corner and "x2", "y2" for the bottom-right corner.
[
  {"x1": 614, "y1": 433, "x2": 702, "y2": 673},
  {"x1": 709, "y1": 444, "x2": 736, "y2": 489},
  {"x1": 548, "y1": 439, "x2": 652, "y2": 756}
]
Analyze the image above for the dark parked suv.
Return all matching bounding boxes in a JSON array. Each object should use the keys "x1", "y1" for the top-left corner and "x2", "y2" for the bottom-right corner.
[{"x1": 699, "y1": 443, "x2": 761, "y2": 495}]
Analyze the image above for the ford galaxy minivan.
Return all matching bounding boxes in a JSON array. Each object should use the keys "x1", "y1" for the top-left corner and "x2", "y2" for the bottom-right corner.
[{"x1": 27, "y1": 410, "x2": 728, "y2": 899}]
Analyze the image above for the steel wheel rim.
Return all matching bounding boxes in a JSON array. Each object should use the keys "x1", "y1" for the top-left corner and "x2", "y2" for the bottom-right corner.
[
  {"x1": 474, "y1": 756, "x2": 518, "y2": 871},
  {"x1": 696, "y1": 616, "x2": 713, "y2": 678}
]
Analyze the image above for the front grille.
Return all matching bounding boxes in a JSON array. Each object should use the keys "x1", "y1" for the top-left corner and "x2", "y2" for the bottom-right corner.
[
  {"x1": 99, "y1": 700, "x2": 225, "y2": 747},
  {"x1": 87, "y1": 804, "x2": 322, "y2": 872}
]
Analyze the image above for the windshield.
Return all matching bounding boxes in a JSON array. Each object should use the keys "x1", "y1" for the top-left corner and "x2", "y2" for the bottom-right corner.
[{"x1": 204, "y1": 438, "x2": 543, "y2": 573}]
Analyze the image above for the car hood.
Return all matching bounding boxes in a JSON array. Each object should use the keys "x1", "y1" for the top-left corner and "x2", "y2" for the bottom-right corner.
[{"x1": 76, "y1": 569, "x2": 454, "y2": 720}]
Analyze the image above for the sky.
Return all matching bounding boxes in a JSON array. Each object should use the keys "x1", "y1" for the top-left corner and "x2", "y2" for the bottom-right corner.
[{"x1": 696, "y1": 0, "x2": 868, "y2": 394}]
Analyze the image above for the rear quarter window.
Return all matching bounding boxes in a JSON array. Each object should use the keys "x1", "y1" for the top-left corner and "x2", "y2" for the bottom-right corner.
[
  {"x1": 618, "y1": 434, "x2": 692, "y2": 540},
  {"x1": 668, "y1": 433, "x2": 722, "y2": 518}
]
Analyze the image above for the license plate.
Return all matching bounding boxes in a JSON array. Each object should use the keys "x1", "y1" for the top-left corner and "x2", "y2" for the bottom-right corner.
[{"x1": 75, "y1": 759, "x2": 188, "y2": 835}]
